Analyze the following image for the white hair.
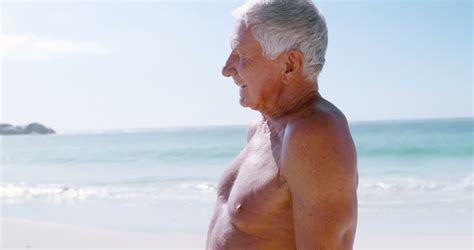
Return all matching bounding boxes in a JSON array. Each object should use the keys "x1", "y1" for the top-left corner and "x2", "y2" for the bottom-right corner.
[{"x1": 232, "y1": 0, "x2": 328, "y2": 81}]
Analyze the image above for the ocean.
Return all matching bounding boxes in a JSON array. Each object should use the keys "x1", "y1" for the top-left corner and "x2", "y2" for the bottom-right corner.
[{"x1": 1, "y1": 118, "x2": 472, "y2": 236}]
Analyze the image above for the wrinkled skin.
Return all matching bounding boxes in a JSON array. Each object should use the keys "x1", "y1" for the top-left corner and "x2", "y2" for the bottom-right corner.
[{"x1": 206, "y1": 22, "x2": 358, "y2": 250}]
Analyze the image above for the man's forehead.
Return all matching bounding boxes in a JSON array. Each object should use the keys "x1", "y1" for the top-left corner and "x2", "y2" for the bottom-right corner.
[{"x1": 229, "y1": 27, "x2": 257, "y2": 50}]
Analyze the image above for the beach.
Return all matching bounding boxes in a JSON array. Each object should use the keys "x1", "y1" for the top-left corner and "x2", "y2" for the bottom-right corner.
[
  {"x1": 1, "y1": 217, "x2": 205, "y2": 249},
  {"x1": 1, "y1": 118, "x2": 472, "y2": 249},
  {"x1": 2, "y1": 217, "x2": 471, "y2": 249}
]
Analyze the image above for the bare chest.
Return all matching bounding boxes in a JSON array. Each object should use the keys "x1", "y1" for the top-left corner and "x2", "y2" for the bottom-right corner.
[{"x1": 216, "y1": 133, "x2": 293, "y2": 235}]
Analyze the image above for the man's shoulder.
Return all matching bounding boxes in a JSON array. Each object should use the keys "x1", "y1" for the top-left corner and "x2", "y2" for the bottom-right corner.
[
  {"x1": 285, "y1": 101, "x2": 350, "y2": 144},
  {"x1": 282, "y1": 101, "x2": 356, "y2": 177}
]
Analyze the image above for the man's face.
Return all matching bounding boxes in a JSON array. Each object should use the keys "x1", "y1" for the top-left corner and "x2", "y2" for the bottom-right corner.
[{"x1": 222, "y1": 22, "x2": 283, "y2": 111}]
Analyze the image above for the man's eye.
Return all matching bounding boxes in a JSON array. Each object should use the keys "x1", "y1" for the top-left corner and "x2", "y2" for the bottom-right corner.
[{"x1": 232, "y1": 49, "x2": 243, "y2": 56}]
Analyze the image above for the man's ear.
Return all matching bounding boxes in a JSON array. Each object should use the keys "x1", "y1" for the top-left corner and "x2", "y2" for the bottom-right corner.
[{"x1": 282, "y1": 50, "x2": 304, "y2": 83}]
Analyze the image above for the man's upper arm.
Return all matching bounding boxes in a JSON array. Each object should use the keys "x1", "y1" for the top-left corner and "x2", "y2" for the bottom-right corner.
[{"x1": 281, "y1": 116, "x2": 358, "y2": 249}]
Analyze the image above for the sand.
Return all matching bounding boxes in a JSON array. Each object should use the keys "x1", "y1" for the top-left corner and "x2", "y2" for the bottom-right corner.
[
  {"x1": 1, "y1": 217, "x2": 472, "y2": 249},
  {"x1": 1, "y1": 217, "x2": 206, "y2": 249},
  {"x1": 354, "y1": 234, "x2": 472, "y2": 249}
]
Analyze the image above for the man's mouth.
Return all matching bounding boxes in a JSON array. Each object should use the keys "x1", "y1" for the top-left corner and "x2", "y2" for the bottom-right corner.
[{"x1": 233, "y1": 79, "x2": 246, "y2": 88}]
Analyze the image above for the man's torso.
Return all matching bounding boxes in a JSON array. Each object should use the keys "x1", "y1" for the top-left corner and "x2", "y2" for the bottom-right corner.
[
  {"x1": 206, "y1": 98, "x2": 353, "y2": 249},
  {"x1": 207, "y1": 119, "x2": 296, "y2": 249}
]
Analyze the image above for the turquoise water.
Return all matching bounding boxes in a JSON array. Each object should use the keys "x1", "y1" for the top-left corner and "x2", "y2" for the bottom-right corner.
[{"x1": 1, "y1": 118, "x2": 472, "y2": 235}]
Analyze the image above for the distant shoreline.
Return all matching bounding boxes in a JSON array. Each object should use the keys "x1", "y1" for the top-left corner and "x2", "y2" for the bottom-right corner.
[
  {"x1": 349, "y1": 116, "x2": 473, "y2": 125},
  {"x1": 54, "y1": 116, "x2": 473, "y2": 135},
  {"x1": 0, "y1": 123, "x2": 55, "y2": 136}
]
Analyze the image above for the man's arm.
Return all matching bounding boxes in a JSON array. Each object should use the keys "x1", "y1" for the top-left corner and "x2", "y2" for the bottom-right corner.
[{"x1": 281, "y1": 115, "x2": 358, "y2": 249}]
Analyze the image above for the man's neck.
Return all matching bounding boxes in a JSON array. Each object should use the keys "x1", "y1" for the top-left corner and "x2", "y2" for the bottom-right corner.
[{"x1": 262, "y1": 83, "x2": 319, "y2": 122}]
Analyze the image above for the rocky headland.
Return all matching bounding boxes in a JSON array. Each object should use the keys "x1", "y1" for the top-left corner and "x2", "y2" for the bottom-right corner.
[{"x1": 0, "y1": 123, "x2": 55, "y2": 135}]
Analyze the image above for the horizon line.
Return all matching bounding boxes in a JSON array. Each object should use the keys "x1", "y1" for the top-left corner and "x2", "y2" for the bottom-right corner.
[{"x1": 53, "y1": 116, "x2": 474, "y2": 134}]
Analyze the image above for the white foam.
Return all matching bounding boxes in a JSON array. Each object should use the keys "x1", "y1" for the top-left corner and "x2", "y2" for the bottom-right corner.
[
  {"x1": 359, "y1": 174, "x2": 474, "y2": 193},
  {"x1": 0, "y1": 181, "x2": 218, "y2": 204},
  {"x1": 196, "y1": 183, "x2": 216, "y2": 191},
  {"x1": 361, "y1": 179, "x2": 441, "y2": 192},
  {"x1": 445, "y1": 173, "x2": 474, "y2": 192},
  {"x1": 2, "y1": 174, "x2": 472, "y2": 206},
  {"x1": 0, "y1": 183, "x2": 107, "y2": 201}
]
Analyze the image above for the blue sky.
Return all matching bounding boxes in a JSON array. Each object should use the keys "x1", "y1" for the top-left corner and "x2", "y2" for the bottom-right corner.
[{"x1": 1, "y1": 0, "x2": 472, "y2": 131}]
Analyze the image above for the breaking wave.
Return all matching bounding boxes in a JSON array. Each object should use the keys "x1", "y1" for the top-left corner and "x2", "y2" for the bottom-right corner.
[{"x1": 0, "y1": 181, "x2": 217, "y2": 204}]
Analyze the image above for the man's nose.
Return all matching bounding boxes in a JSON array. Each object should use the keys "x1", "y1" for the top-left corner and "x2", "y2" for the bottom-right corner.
[{"x1": 222, "y1": 54, "x2": 236, "y2": 77}]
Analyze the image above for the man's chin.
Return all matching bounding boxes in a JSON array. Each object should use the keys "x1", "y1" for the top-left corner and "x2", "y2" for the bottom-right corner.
[
  {"x1": 239, "y1": 99, "x2": 259, "y2": 111},
  {"x1": 239, "y1": 98, "x2": 247, "y2": 107},
  {"x1": 239, "y1": 98, "x2": 251, "y2": 108}
]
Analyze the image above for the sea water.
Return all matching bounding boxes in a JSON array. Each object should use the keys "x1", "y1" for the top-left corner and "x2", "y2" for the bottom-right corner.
[{"x1": 1, "y1": 118, "x2": 472, "y2": 236}]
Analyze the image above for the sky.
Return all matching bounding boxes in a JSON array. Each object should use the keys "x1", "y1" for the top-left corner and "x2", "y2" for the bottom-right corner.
[{"x1": 1, "y1": 0, "x2": 472, "y2": 131}]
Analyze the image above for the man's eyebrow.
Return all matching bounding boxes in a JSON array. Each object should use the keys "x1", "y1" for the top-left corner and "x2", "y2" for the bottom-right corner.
[
  {"x1": 231, "y1": 41, "x2": 241, "y2": 50},
  {"x1": 229, "y1": 34, "x2": 242, "y2": 50},
  {"x1": 231, "y1": 42, "x2": 240, "y2": 51}
]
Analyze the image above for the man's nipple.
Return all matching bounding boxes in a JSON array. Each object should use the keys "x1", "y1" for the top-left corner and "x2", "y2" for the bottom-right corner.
[{"x1": 235, "y1": 204, "x2": 243, "y2": 213}]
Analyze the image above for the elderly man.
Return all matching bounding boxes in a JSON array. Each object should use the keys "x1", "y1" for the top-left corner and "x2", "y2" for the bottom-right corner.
[{"x1": 206, "y1": 0, "x2": 358, "y2": 249}]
